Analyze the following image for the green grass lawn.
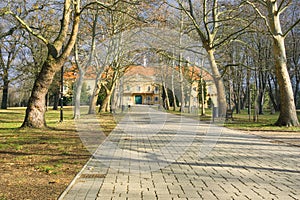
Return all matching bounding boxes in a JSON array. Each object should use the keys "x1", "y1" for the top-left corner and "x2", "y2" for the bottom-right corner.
[
  {"x1": 0, "y1": 106, "x2": 117, "y2": 200},
  {"x1": 0, "y1": 107, "x2": 90, "y2": 199},
  {"x1": 224, "y1": 109, "x2": 300, "y2": 132},
  {"x1": 167, "y1": 107, "x2": 300, "y2": 132}
]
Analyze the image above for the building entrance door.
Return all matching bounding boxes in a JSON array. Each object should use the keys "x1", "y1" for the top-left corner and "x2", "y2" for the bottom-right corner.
[{"x1": 135, "y1": 95, "x2": 142, "y2": 104}]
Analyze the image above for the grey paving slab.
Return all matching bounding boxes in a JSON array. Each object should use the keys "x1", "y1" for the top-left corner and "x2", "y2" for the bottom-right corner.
[{"x1": 59, "y1": 105, "x2": 300, "y2": 200}]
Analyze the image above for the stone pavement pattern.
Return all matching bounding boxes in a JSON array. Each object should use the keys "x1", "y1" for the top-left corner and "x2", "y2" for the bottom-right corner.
[{"x1": 60, "y1": 106, "x2": 300, "y2": 200}]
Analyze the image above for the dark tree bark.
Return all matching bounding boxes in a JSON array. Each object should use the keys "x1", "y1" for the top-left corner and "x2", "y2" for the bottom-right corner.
[
  {"x1": 0, "y1": 39, "x2": 18, "y2": 109},
  {"x1": 20, "y1": 0, "x2": 81, "y2": 128},
  {"x1": 52, "y1": 92, "x2": 59, "y2": 110},
  {"x1": 88, "y1": 80, "x2": 101, "y2": 114},
  {"x1": 1, "y1": 77, "x2": 9, "y2": 109}
]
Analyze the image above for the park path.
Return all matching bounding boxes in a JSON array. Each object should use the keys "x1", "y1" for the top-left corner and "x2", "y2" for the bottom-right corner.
[{"x1": 59, "y1": 105, "x2": 300, "y2": 200}]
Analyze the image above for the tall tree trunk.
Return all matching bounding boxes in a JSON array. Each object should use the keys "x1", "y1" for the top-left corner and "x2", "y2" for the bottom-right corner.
[
  {"x1": 294, "y1": 79, "x2": 299, "y2": 106},
  {"x1": 86, "y1": 8, "x2": 99, "y2": 115},
  {"x1": 207, "y1": 49, "x2": 227, "y2": 117},
  {"x1": 111, "y1": 82, "x2": 118, "y2": 112},
  {"x1": 21, "y1": 0, "x2": 81, "y2": 128},
  {"x1": 171, "y1": 61, "x2": 177, "y2": 111},
  {"x1": 100, "y1": 83, "x2": 116, "y2": 113},
  {"x1": 74, "y1": 68, "x2": 85, "y2": 119},
  {"x1": 188, "y1": 82, "x2": 193, "y2": 113},
  {"x1": 179, "y1": 65, "x2": 185, "y2": 112},
  {"x1": 253, "y1": 70, "x2": 259, "y2": 122},
  {"x1": 237, "y1": 88, "x2": 241, "y2": 114},
  {"x1": 52, "y1": 92, "x2": 59, "y2": 110},
  {"x1": 273, "y1": 36, "x2": 299, "y2": 126},
  {"x1": 88, "y1": 79, "x2": 101, "y2": 114},
  {"x1": 199, "y1": 74, "x2": 206, "y2": 116},
  {"x1": 265, "y1": 1, "x2": 299, "y2": 126},
  {"x1": 1, "y1": 79, "x2": 9, "y2": 109},
  {"x1": 100, "y1": 89, "x2": 112, "y2": 113},
  {"x1": 162, "y1": 65, "x2": 170, "y2": 110},
  {"x1": 162, "y1": 82, "x2": 170, "y2": 110},
  {"x1": 22, "y1": 61, "x2": 59, "y2": 127},
  {"x1": 268, "y1": 77, "x2": 280, "y2": 112}
]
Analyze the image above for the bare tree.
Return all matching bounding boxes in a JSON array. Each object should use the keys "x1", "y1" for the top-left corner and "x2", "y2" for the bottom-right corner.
[
  {"x1": 1, "y1": 0, "x2": 81, "y2": 127},
  {"x1": 172, "y1": 0, "x2": 256, "y2": 117},
  {"x1": 245, "y1": 0, "x2": 299, "y2": 126},
  {"x1": 286, "y1": 5, "x2": 300, "y2": 108},
  {"x1": 0, "y1": 34, "x2": 21, "y2": 109},
  {"x1": 73, "y1": 5, "x2": 100, "y2": 118}
]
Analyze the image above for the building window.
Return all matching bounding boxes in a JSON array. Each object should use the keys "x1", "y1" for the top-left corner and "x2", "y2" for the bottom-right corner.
[
  {"x1": 137, "y1": 86, "x2": 141, "y2": 91},
  {"x1": 155, "y1": 97, "x2": 159, "y2": 102},
  {"x1": 127, "y1": 86, "x2": 131, "y2": 91},
  {"x1": 155, "y1": 86, "x2": 159, "y2": 91},
  {"x1": 148, "y1": 86, "x2": 151, "y2": 92}
]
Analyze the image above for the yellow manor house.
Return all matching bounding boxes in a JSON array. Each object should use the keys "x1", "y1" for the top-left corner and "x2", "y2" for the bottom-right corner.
[
  {"x1": 114, "y1": 65, "x2": 217, "y2": 108},
  {"x1": 65, "y1": 65, "x2": 217, "y2": 109},
  {"x1": 119, "y1": 66, "x2": 160, "y2": 106}
]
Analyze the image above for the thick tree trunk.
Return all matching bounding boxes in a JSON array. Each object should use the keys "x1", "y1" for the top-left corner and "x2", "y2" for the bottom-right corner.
[
  {"x1": 88, "y1": 80, "x2": 101, "y2": 114},
  {"x1": 1, "y1": 80, "x2": 8, "y2": 109},
  {"x1": 294, "y1": 79, "x2": 299, "y2": 106},
  {"x1": 100, "y1": 89, "x2": 112, "y2": 113},
  {"x1": 21, "y1": 0, "x2": 81, "y2": 128},
  {"x1": 74, "y1": 69, "x2": 85, "y2": 119},
  {"x1": 100, "y1": 83, "x2": 116, "y2": 113},
  {"x1": 258, "y1": 92, "x2": 265, "y2": 115},
  {"x1": 207, "y1": 49, "x2": 227, "y2": 117},
  {"x1": 273, "y1": 36, "x2": 299, "y2": 126},
  {"x1": 22, "y1": 61, "x2": 58, "y2": 128},
  {"x1": 265, "y1": 1, "x2": 299, "y2": 126},
  {"x1": 52, "y1": 92, "x2": 59, "y2": 110}
]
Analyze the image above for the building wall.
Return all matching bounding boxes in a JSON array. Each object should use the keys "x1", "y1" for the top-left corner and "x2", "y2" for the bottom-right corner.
[
  {"x1": 120, "y1": 73, "x2": 160, "y2": 106},
  {"x1": 64, "y1": 66, "x2": 218, "y2": 109}
]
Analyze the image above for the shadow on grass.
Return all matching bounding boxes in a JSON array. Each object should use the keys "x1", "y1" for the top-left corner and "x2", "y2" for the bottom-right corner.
[{"x1": 0, "y1": 150, "x2": 89, "y2": 157}]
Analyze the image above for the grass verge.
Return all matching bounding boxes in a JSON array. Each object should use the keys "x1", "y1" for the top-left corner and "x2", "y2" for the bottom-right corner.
[
  {"x1": 0, "y1": 107, "x2": 115, "y2": 200},
  {"x1": 167, "y1": 108, "x2": 300, "y2": 132},
  {"x1": 224, "y1": 110, "x2": 300, "y2": 132}
]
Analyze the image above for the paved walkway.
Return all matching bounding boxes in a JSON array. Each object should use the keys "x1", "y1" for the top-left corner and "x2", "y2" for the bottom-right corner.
[{"x1": 59, "y1": 106, "x2": 300, "y2": 200}]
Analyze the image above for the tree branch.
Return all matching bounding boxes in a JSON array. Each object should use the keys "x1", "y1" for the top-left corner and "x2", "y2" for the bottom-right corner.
[
  {"x1": 6, "y1": 11, "x2": 49, "y2": 44},
  {"x1": 245, "y1": 0, "x2": 272, "y2": 34},
  {"x1": 283, "y1": 18, "x2": 300, "y2": 38},
  {"x1": 178, "y1": 1, "x2": 207, "y2": 45},
  {"x1": 211, "y1": 0, "x2": 218, "y2": 35},
  {"x1": 80, "y1": 0, "x2": 122, "y2": 14},
  {"x1": 59, "y1": 0, "x2": 81, "y2": 63},
  {"x1": 202, "y1": 0, "x2": 211, "y2": 44},
  {"x1": 277, "y1": 0, "x2": 291, "y2": 14},
  {"x1": 53, "y1": 0, "x2": 72, "y2": 53},
  {"x1": 213, "y1": 16, "x2": 257, "y2": 49}
]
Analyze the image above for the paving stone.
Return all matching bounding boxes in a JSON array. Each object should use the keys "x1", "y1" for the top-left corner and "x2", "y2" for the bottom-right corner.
[{"x1": 59, "y1": 106, "x2": 300, "y2": 200}]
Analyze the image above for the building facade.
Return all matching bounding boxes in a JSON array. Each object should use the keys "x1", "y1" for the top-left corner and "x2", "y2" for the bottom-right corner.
[{"x1": 119, "y1": 66, "x2": 160, "y2": 106}]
